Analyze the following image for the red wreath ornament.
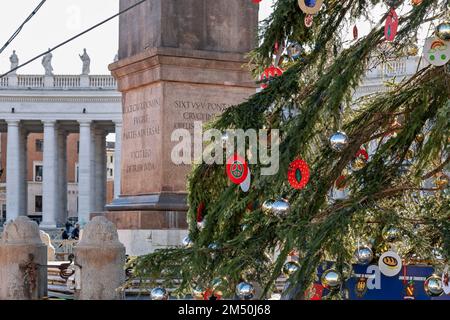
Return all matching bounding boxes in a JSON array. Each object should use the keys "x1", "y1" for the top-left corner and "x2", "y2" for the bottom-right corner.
[
  {"x1": 260, "y1": 66, "x2": 283, "y2": 89},
  {"x1": 287, "y1": 158, "x2": 310, "y2": 190}
]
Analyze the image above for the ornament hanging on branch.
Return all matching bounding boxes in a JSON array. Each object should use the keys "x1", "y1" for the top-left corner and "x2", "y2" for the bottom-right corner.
[
  {"x1": 385, "y1": 8, "x2": 399, "y2": 42},
  {"x1": 236, "y1": 282, "x2": 255, "y2": 300},
  {"x1": 261, "y1": 198, "x2": 290, "y2": 217},
  {"x1": 410, "y1": 0, "x2": 422, "y2": 5},
  {"x1": 287, "y1": 42, "x2": 303, "y2": 60},
  {"x1": 350, "y1": 149, "x2": 369, "y2": 171},
  {"x1": 283, "y1": 261, "x2": 300, "y2": 276},
  {"x1": 298, "y1": 0, "x2": 323, "y2": 15},
  {"x1": 226, "y1": 153, "x2": 249, "y2": 185},
  {"x1": 442, "y1": 265, "x2": 450, "y2": 295},
  {"x1": 150, "y1": 287, "x2": 169, "y2": 300},
  {"x1": 320, "y1": 269, "x2": 342, "y2": 290},
  {"x1": 260, "y1": 66, "x2": 283, "y2": 89},
  {"x1": 196, "y1": 202, "x2": 206, "y2": 231},
  {"x1": 304, "y1": 14, "x2": 314, "y2": 28},
  {"x1": 423, "y1": 37, "x2": 450, "y2": 66},
  {"x1": 182, "y1": 236, "x2": 194, "y2": 248},
  {"x1": 353, "y1": 25, "x2": 358, "y2": 40},
  {"x1": 435, "y1": 21, "x2": 450, "y2": 41},
  {"x1": 354, "y1": 245, "x2": 374, "y2": 265},
  {"x1": 378, "y1": 251, "x2": 402, "y2": 277},
  {"x1": 287, "y1": 158, "x2": 310, "y2": 190},
  {"x1": 424, "y1": 275, "x2": 444, "y2": 297},
  {"x1": 329, "y1": 131, "x2": 349, "y2": 152}
]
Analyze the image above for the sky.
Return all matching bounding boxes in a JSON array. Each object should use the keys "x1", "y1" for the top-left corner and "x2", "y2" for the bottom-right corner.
[{"x1": 0, "y1": 0, "x2": 274, "y2": 75}]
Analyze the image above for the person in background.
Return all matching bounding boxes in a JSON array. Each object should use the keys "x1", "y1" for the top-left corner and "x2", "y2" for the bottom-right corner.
[
  {"x1": 71, "y1": 223, "x2": 80, "y2": 240},
  {"x1": 62, "y1": 221, "x2": 72, "y2": 240}
]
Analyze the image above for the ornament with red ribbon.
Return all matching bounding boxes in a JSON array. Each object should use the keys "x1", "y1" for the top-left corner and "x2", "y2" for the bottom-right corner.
[
  {"x1": 197, "y1": 202, "x2": 205, "y2": 223},
  {"x1": 287, "y1": 158, "x2": 310, "y2": 190}
]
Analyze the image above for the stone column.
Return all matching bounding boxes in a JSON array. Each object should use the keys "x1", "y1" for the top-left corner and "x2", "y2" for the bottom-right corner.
[
  {"x1": 57, "y1": 130, "x2": 68, "y2": 226},
  {"x1": 74, "y1": 216, "x2": 126, "y2": 300},
  {"x1": 113, "y1": 121, "x2": 122, "y2": 199},
  {"x1": 18, "y1": 127, "x2": 28, "y2": 216},
  {"x1": 0, "y1": 217, "x2": 47, "y2": 300},
  {"x1": 94, "y1": 129, "x2": 107, "y2": 212},
  {"x1": 41, "y1": 120, "x2": 58, "y2": 229},
  {"x1": 6, "y1": 120, "x2": 27, "y2": 221},
  {"x1": 78, "y1": 121, "x2": 92, "y2": 225}
]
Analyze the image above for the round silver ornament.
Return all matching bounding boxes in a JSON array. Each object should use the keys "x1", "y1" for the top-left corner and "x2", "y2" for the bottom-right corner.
[
  {"x1": 261, "y1": 199, "x2": 275, "y2": 215},
  {"x1": 236, "y1": 282, "x2": 255, "y2": 300},
  {"x1": 329, "y1": 131, "x2": 349, "y2": 152},
  {"x1": 436, "y1": 21, "x2": 450, "y2": 41},
  {"x1": 424, "y1": 275, "x2": 443, "y2": 297},
  {"x1": 383, "y1": 226, "x2": 401, "y2": 242},
  {"x1": 182, "y1": 236, "x2": 194, "y2": 248},
  {"x1": 287, "y1": 42, "x2": 302, "y2": 60},
  {"x1": 321, "y1": 269, "x2": 342, "y2": 290},
  {"x1": 150, "y1": 287, "x2": 169, "y2": 300},
  {"x1": 282, "y1": 261, "x2": 300, "y2": 276},
  {"x1": 271, "y1": 198, "x2": 290, "y2": 217},
  {"x1": 354, "y1": 245, "x2": 374, "y2": 265}
]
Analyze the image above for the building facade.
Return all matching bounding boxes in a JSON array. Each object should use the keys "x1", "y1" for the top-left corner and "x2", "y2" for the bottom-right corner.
[{"x1": 0, "y1": 72, "x2": 122, "y2": 227}]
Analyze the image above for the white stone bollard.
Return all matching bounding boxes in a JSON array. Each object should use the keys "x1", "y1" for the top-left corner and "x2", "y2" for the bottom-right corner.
[
  {"x1": 0, "y1": 217, "x2": 48, "y2": 300},
  {"x1": 39, "y1": 230, "x2": 56, "y2": 261},
  {"x1": 74, "y1": 216, "x2": 126, "y2": 300}
]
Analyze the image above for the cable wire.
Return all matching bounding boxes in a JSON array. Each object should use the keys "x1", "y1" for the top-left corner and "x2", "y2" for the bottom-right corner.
[
  {"x1": 0, "y1": 0, "x2": 47, "y2": 56},
  {"x1": 0, "y1": 0, "x2": 148, "y2": 79}
]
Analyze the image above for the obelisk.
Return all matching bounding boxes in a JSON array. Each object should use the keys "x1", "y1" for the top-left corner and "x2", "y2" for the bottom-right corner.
[{"x1": 102, "y1": 0, "x2": 258, "y2": 255}]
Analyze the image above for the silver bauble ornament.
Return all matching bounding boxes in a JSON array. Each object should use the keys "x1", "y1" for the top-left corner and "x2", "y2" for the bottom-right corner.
[
  {"x1": 321, "y1": 269, "x2": 342, "y2": 290},
  {"x1": 182, "y1": 236, "x2": 194, "y2": 248},
  {"x1": 271, "y1": 198, "x2": 290, "y2": 217},
  {"x1": 329, "y1": 131, "x2": 349, "y2": 152},
  {"x1": 150, "y1": 287, "x2": 169, "y2": 300},
  {"x1": 436, "y1": 21, "x2": 450, "y2": 41},
  {"x1": 383, "y1": 226, "x2": 401, "y2": 242},
  {"x1": 236, "y1": 282, "x2": 255, "y2": 300},
  {"x1": 287, "y1": 42, "x2": 302, "y2": 60},
  {"x1": 424, "y1": 275, "x2": 443, "y2": 297},
  {"x1": 282, "y1": 261, "x2": 300, "y2": 276},
  {"x1": 261, "y1": 199, "x2": 275, "y2": 215},
  {"x1": 354, "y1": 245, "x2": 374, "y2": 265}
]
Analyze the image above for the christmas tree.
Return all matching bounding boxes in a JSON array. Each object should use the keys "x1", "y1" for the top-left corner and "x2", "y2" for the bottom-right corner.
[{"x1": 130, "y1": 0, "x2": 450, "y2": 300}]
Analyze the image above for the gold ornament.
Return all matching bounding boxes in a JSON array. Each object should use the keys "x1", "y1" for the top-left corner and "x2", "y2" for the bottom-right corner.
[
  {"x1": 405, "y1": 43, "x2": 419, "y2": 56},
  {"x1": 415, "y1": 133, "x2": 424, "y2": 143}
]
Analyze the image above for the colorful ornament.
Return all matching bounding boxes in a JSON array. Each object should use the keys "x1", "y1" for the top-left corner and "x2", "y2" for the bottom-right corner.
[
  {"x1": 260, "y1": 65, "x2": 283, "y2": 89},
  {"x1": 350, "y1": 149, "x2": 369, "y2": 171},
  {"x1": 410, "y1": 0, "x2": 422, "y2": 5},
  {"x1": 226, "y1": 153, "x2": 248, "y2": 185},
  {"x1": 329, "y1": 131, "x2": 349, "y2": 152},
  {"x1": 424, "y1": 275, "x2": 443, "y2": 297},
  {"x1": 435, "y1": 173, "x2": 449, "y2": 188},
  {"x1": 321, "y1": 269, "x2": 342, "y2": 290},
  {"x1": 150, "y1": 287, "x2": 169, "y2": 300},
  {"x1": 355, "y1": 277, "x2": 368, "y2": 298},
  {"x1": 378, "y1": 251, "x2": 402, "y2": 277},
  {"x1": 405, "y1": 43, "x2": 419, "y2": 56},
  {"x1": 385, "y1": 9, "x2": 399, "y2": 42},
  {"x1": 287, "y1": 158, "x2": 310, "y2": 190},
  {"x1": 236, "y1": 282, "x2": 255, "y2": 300},
  {"x1": 354, "y1": 245, "x2": 373, "y2": 265},
  {"x1": 298, "y1": 0, "x2": 323, "y2": 15},
  {"x1": 304, "y1": 14, "x2": 314, "y2": 28},
  {"x1": 252, "y1": 0, "x2": 262, "y2": 3},
  {"x1": 283, "y1": 261, "x2": 300, "y2": 276},
  {"x1": 436, "y1": 21, "x2": 450, "y2": 41},
  {"x1": 423, "y1": 37, "x2": 450, "y2": 66}
]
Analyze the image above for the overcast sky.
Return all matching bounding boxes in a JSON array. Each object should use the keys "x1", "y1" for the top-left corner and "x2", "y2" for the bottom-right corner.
[{"x1": 0, "y1": 0, "x2": 274, "y2": 75}]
